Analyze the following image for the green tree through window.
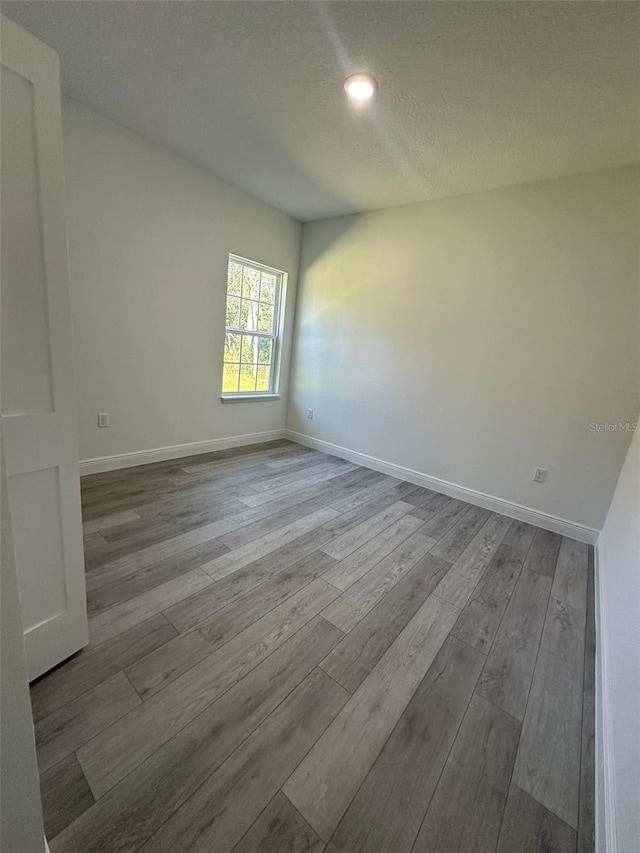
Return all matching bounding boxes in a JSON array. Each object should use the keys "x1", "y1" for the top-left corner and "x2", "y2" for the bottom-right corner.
[{"x1": 222, "y1": 256, "x2": 284, "y2": 395}]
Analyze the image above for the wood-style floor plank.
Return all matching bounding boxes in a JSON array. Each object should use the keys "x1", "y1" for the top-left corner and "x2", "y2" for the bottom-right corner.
[
  {"x1": 429, "y1": 504, "x2": 491, "y2": 562},
  {"x1": 321, "y1": 515, "x2": 423, "y2": 591},
  {"x1": 233, "y1": 792, "x2": 324, "y2": 853},
  {"x1": 226, "y1": 467, "x2": 383, "y2": 530},
  {"x1": 129, "y1": 488, "x2": 248, "y2": 526},
  {"x1": 405, "y1": 491, "x2": 452, "y2": 522},
  {"x1": 82, "y1": 509, "x2": 141, "y2": 535},
  {"x1": 551, "y1": 536, "x2": 589, "y2": 611},
  {"x1": 502, "y1": 518, "x2": 537, "y2": 555},
  {"x1": 87, "y1": 568, "x2": 214, "y2": 645},
  {"x1": 31, "y1": 441, "x2": 592, "y2": 850},
  {"x1": 322, "y1": 472, "x2": 400, "y2": 515},
  {"x1": 512, "y1": 542, "x2": 587, "y2": 829},
  {"x1": 434, "y1": 512, "x2": 512, "y2": 608},
  {"x1": 417, "y1": 497, "x2": 469, "y2": 540},
  {"x1": 80, "y1": 488, "x2": 173, "y2": 522},
  {"x1": 321, "y1": 532, "x2": 438, "y2": 633},
  {"x1": 249, "y1": 459, "x2": 348, "y2": 493},
  {"x1": 320, "y1": 500, "x2": 413, "y2": 560},
  {"x1": 578, "y1": 548, "x2": 596, "y2": 853},
  {"x1": 140, "y1": 670, "x2": 349, "y2": 853},
  {"x1": 166, "y1": 457, "x2": 306, "y2": 489},
  {"x1": 173, "y1": 449, "x2": 331, "y2": 483},
  {"x1": 321, "y1": 481, "x2": 417, "y2": 536},
  {"x1": 35, "y1": 672, "x2": 141, "y2": 772},
  {"x1": 283, "y1": 594, "x2": 458, "y2": 841},
  {"x1": 164, "y1": 527, "x2": 335, "y2": 632},
  {"x1": 452, "y1": 543, "x2": 523, "y2": 653},
  {"x1": 170, "y1": 455, "x2": 335, "y2": 491},
  {"x1": 475, "y1": 567, "x2": 552, "y2": 720},
  {"x1": 217, "y1": 482, "x2": 352, "y2": 550},
  {"x1": 52, "y1": 617, "x2": 343, "y2": 853},
  {"x1": 96, "y1": 499, "x2": 245, "y2": 544},
  {"x1": 87, "y1": 537, "x2": 229, "y2": 614},
  {"x1": 126, "y1": 549, "x2": 336, "y2": 698},
  {"x1": 80, "y1": 463, "x2": 177, "y2": 493},
  {"x1": 78, "y1": 579, "x2": 339, "y2": 797},
  {"x1": 83, "y1": 486, "x2": 240, "y2": 544},
  {"x1": 496, "y1": 785, "x2": 576, "y2": 853},
  {"x1": 175, "y1": 442, "x2": 304, "y2": 476},
  {"x1": 30, "y1": 614, "x2": 177, "y2": 722},
  {"x1": 525, "y1": 527, "x2": 563, "y2": 577},
  {"x1": 262, "y1": 449, "x2": 325, "y2": 471},
  {"x1": 39, "y1": 754, "x2": 95, "y2": 840},
  {"x1": 81, "y1": 532, "x2": 108, "y2": 560},
  {"x1": 200, "y1": 507, "x2": 339, "y2": 581},
  {"x1": 131, "y1": 455, "x2": 284, "y2": 508},
  {"x1": 239, "y1": 463, "x2": 359, "y2": 507},
  {"x1": 324, "y1": 637, "x2": 485, "y2": 853},
  {"x1": 412, "y1": 694, "x2": 520, "y2": 853},
  {"x1": 402, "y1": 486, "x2": 447, "y2": 511},
  {"x1": 320, "y1": 552, "x2": 449, "y2": 692},
  {"x1": 85, "y1": 516, "x2": 238, "y2": 589}
]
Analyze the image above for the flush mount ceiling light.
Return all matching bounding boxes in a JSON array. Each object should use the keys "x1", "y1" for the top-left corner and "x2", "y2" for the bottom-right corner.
[{"x1": 344, "y1": 73, "x2": 377, "y2": 102}]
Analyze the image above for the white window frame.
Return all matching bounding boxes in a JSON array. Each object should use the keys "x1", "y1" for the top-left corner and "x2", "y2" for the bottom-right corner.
[{"x1": 221, "y1": 254, "x2": 286, "y2": 401}]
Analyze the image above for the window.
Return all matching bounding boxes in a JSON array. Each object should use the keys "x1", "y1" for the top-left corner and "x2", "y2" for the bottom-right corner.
[{"x1": 222, "y1": 255, "x2": 285, "y2": 398}]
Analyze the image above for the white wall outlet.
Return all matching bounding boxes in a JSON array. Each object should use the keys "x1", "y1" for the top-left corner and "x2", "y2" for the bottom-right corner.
[
  {"x1": 307, "y1": 408, "x2": 314, "y2": 419},
  {"x1": 533, "y1": 467, "x2": 547, "y2": 483},
  {"x1": 97, "y1": 413, "x2": 109, "y2": 428}
]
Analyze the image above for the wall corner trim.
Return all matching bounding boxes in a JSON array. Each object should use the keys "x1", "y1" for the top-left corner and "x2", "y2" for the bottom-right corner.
[
  {"x1": 79, "y1": 429, "x2": 286, "y2": 475},
  {"x1": 594, "y1": 540, "x2": 619, "y2": 853},
  {"x1": 285, "y1": 430, "x2": 599, "y2": 545}
]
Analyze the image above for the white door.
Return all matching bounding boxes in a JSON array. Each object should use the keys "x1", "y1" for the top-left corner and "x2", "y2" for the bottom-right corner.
[
  {"x1": 1, "y1": 437, "x2": 47, "y2": 852},
  {"x1": 1, "y1": 16, "x2": 88, "y2": 680}
]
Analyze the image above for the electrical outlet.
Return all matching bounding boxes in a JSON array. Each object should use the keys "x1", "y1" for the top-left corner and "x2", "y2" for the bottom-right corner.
[
  {"x1": 533, "y1": 467, "x2": 547, "y2": 483},
  {"x1": 307, "y1": 408, "x2": 314, "y2": 419},
  {"x1": 98, "y1": 413, "x2": 109, "y2": 428}
]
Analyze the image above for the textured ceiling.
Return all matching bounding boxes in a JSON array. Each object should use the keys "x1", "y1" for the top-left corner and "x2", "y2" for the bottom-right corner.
[{"x1": 4, "y1": 1, "x2": 639, "y2": 220}]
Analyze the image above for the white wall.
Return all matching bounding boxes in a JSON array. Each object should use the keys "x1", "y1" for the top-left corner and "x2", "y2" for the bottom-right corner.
[
  {"x1": 62, "y1": 98, "x2": 301, "y2": 465},
  {"x1": 596, "y1": 424, "x2": 640, "y2": 853},
  {"x1": 288, "y1": 166, "x2": 639, "y2": 533}
]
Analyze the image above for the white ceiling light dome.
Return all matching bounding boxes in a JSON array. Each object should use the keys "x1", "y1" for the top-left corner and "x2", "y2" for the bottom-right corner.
[{"x1": 344, "y1": 73, "x2": 378, "y2": 102}]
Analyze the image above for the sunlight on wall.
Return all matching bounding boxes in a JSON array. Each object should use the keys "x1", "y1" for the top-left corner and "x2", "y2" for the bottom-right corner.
[{"x1": 288, "y1": 166, "x2": 640, "y2": 530}]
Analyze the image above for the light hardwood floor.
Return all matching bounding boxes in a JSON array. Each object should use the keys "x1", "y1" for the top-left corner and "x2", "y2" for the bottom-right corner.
[{"x1": 30, "y1": 439, "x2": 595, "y2": 853}]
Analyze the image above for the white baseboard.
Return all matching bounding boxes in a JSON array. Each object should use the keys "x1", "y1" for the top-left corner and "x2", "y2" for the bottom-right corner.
[
  {"x1": 594, "y1": 542, "x2": 617, "y2": 853},
  {"x1": 286, "y1": 430, "x2": 599, "y2": 544},
  {"x1": 79, "y1": 429, "x2": 286, "y2": 476}
]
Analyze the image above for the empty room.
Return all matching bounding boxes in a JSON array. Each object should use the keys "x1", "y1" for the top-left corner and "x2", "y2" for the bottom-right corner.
[{"x1": 1, "y1": 2, "x2": 638, "y2": 852}]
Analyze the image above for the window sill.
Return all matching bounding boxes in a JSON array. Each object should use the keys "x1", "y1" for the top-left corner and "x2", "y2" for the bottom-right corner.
[{"x1": 220, "y1": 394, "x2": 281, "y2": 404}]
